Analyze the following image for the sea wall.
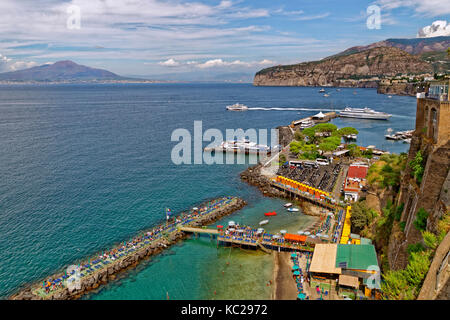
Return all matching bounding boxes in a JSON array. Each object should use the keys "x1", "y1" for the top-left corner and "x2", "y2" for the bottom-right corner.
[{"x1": 10, "y1": 198, "x2": 247, "y2": 300}]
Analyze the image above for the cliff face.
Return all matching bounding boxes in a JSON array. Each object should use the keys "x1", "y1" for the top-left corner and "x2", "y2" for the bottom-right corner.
[
  {"x1": 337, "y1": 36, "x2": 450, "y2": 56},
  {"x1": 254, "y1": 47, "x2": 432, "y2": 87}
]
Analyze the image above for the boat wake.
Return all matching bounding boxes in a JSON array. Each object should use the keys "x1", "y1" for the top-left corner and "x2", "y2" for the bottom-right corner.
[{"x1": 248, "y1": 107, "x2": 340, "y2": 112}]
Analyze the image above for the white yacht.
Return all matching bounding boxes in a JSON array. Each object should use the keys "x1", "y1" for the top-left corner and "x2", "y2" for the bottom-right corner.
[
  {"x1": 339, "y1": 107, "x2": 392, "y2": 120},
  {"x1": 226, "y1": 103, "x2": 248, "y2": 111}
]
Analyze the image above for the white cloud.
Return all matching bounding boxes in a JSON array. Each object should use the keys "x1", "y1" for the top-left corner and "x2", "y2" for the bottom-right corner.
[
  {"x1": 158, "y1": 58, "x2": 180, "y2": 67},
  {"x1": 417, "y1": 20, "x2": 450, "y2": 37},
  {"x1": 292, "y1": 12, "x2": 330, "y2": 21},
  {"x1": 156, "y1": 58, "x2": 275, "y2": 69},
  {"x1": 376, "y1": 0, "x2": 450, "y2": 16},
  {"x1": 0, "y1": 53, "x2": 37, "y2": 72}
]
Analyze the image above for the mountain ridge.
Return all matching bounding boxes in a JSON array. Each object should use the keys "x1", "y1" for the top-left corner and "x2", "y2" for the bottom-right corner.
[{"x1": 0, "y1": 60, "x2": 127, "y2": 82}]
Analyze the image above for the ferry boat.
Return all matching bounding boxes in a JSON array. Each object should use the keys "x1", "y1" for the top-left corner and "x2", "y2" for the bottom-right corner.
[
  {"x1": 299, "y1": 119, "x2": 315, "y2": 129},
  {"x1": 219, "y1": 139, "x2": 271, "y2": 154},
  {"x1": 339, "y1": 107, "x2": 392, "y2": 120},
  {"x1": 226, "y1": 103, "x2": 248, "y2": 111}
]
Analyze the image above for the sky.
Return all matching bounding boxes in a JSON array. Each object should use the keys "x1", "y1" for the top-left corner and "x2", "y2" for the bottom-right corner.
[{"x1": 0, "y1": 0, "x2": 449, "y2": 81}]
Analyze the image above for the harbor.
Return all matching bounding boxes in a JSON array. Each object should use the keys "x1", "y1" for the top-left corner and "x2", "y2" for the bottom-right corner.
[{"x1": 11, "y1": 197, "x2": 246, "y2": 300}]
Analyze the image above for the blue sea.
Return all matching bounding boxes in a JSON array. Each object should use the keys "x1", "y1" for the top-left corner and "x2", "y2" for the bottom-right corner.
[{"x1": 0, "y1": 84, "x2": 416, "y2": 299}]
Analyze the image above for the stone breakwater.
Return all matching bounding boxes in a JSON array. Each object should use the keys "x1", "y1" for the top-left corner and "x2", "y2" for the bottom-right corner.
[{"x1": 10, "y1": 197, "x2": 247, "y2": 300}]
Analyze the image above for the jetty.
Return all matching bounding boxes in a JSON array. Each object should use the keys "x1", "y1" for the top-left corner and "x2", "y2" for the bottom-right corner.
[
  {"x1": 181, "y1": 226, "x2": 315, "y2": 253},
  {"x1": 11, "y1": 196, "x2": 246, "y2": 300}
]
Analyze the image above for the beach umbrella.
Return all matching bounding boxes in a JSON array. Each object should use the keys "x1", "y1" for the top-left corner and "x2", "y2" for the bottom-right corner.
[
  {"x1": 291, "y1": 253, "x2": 297, "y2": 258},
  {"x1": 293, "y1": 271, "x2": 300, "y2": 276},
  {"x1": 297, "y1": 231, "x2": 304, "y2": 234},
  {"x1": 280, "y1": 230, "x2": 287, "y2": 234},
  {"x1": 298, "y1": 293, "x2": 306, "y2": 300},
  {"x1": 292, "y1": 265, "x2": 299, "y2": 270},
  {"x1": 228, "y1": 221, "x2": 235, "y2": 226},
  {"x1": 304, "y1": 231, "x2": 311, "y2": 235},
  {"x1": 322, "y1": 235, "x2": 329, "y2": 238}
]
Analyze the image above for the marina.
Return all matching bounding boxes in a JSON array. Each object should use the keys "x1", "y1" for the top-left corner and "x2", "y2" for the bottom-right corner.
[{"x1": 385, "y1": 129, "x2": 414, "y2": 143}]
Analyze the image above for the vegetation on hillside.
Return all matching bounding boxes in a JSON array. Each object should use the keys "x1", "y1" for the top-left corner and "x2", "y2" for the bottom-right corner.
[
  {"x1": 409, "y1": 150, "x2": 425, "y2": 185},
  {"x1": 290, "y1": 124, "x2": 358, "y2": 160},
  {"x1": 367, "y1": 153, "x2": 407, "y2": 190}
]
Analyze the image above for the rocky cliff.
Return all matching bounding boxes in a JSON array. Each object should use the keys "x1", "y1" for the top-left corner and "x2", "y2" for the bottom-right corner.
[
  {"x1": 335, "y1": 36, "x2": 450, "y2": 56},
  {"x1": 254, "y1": 47, "x2": 432, "y2": 87}
]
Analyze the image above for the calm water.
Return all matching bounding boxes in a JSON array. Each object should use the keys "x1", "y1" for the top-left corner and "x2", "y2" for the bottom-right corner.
[{"x1": 0, "y1": 84, "x2": 415, "y2": 299}]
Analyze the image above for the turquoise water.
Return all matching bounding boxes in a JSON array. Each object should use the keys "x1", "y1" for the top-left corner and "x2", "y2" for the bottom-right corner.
[{"x1": 0, "y1": 84, "x2": 415, "y2": 299}]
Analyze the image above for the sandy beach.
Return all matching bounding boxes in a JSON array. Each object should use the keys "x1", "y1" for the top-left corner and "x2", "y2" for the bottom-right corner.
[{"x1": 272, "y1": 251, "x2": 298, "y2": 300}]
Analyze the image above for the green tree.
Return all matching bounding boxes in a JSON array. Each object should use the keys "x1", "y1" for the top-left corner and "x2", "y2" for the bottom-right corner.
[
  {"x1": 337, "y1": 127, "x2": 359, "y2": 136},
  {"x1": 294, "y1": 130, "x2": 305, "y2": 142},
  {"x1": 409, "y1": 151, "x2": 424, "y2": 184},
  {"x1": 413, "y1": 208, "x2": 428, "y2": 231},
  {"x1": 350, "y1": 201, "x2": 375, "y2": 233}
]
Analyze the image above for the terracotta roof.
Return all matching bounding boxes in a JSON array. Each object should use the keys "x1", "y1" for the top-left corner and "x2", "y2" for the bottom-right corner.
[{"x1": 347, "y1": 165, "x2": 368, "y2": 179}]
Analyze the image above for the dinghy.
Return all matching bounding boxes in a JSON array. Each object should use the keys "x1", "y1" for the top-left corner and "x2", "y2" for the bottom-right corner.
[
  {"x1": 284, "y1": 203, "x2": 293, "y2": 208},
  {"x1": 287, "y1": 207, "x2": 299, "y2": 212},
  {"x1": 259, "y1": 220, "x2": 269, "y2": 226},
  {"x1": 264, "y1": 211, "x2": 277, "y2": 216}
]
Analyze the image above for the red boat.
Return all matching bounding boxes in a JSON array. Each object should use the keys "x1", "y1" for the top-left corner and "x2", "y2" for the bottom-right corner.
[{"x1": 264, "y1": 212, "x2": 277, "y2": 216}]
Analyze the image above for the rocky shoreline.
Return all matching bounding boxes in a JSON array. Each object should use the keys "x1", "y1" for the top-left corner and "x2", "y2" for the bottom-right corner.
[{"x1": 10, "y1": 197, "x2": 247, "y2": 300}]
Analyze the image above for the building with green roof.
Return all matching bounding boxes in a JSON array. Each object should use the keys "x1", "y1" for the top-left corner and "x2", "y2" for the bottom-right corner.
[{"x1": 335, "y1": 244, "x2": 379, "y2": 271}]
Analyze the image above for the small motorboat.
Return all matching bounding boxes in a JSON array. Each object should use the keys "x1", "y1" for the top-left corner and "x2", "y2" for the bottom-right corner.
[
  {"x1": 259, "y1": 220, "x2": 269, "y2": 226},
  {"x1": 287, "y1": 208, "x2": 299, "y2": 212},
  {"x1": 284, "y1": 203, "x2": 293, "y2": 208},
  {"x1": 264, "y1": 211, "x2": 277, "y2": 216}
]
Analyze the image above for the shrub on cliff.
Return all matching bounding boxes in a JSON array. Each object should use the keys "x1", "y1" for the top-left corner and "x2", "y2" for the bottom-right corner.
[
  {"x1": 409, "y1": 150, "x2": 425, "y2": 184},
  {"x1": 413, "y1": 208, "x2": 428, "y2": 231},
  {"x1": 381, "y1": 250, "x2": 431, "y2": 300}
]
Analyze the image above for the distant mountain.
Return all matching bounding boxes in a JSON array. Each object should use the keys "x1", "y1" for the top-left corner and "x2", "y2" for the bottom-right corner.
[
  {"x1": 332, "y1": 36, "x2": 450, "y2": 56},
  {"x1": 0, "y1": 60, "x2": 125, "y2": 81},
  {"x1": 254, "y1": 46, "x2": 432, "y2": 87}
]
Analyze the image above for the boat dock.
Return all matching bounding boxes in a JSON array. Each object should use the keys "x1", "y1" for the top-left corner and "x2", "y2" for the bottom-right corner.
[
  {"x1": 290, "y1": 112, "x2": 337, "y2": 129},
  {"x1": 180, "y1": 226, "x2": 315, "y2": 253},
  {"x1": 11, "y1": 196, "x2": 246, "y2": 300}
]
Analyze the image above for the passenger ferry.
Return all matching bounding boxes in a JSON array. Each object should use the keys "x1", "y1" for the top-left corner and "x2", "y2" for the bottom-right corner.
[
  {"x1": 226, "y1": 103, "x2": 248, "y2": 111},
  {"x1": 339, "y1": 107, "x2": 392, "y2": 120},
  {"x1": 299, "y1": 119, "x2": 315, "y2": 129}
]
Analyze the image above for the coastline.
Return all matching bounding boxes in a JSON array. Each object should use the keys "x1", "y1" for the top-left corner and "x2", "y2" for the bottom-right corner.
[
  {"x1": 10, "y1": 197, "x2": 247, "y2": 300},
  {"x1": 272, "y1": 251, "x2": 298, "y2": 300}
]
